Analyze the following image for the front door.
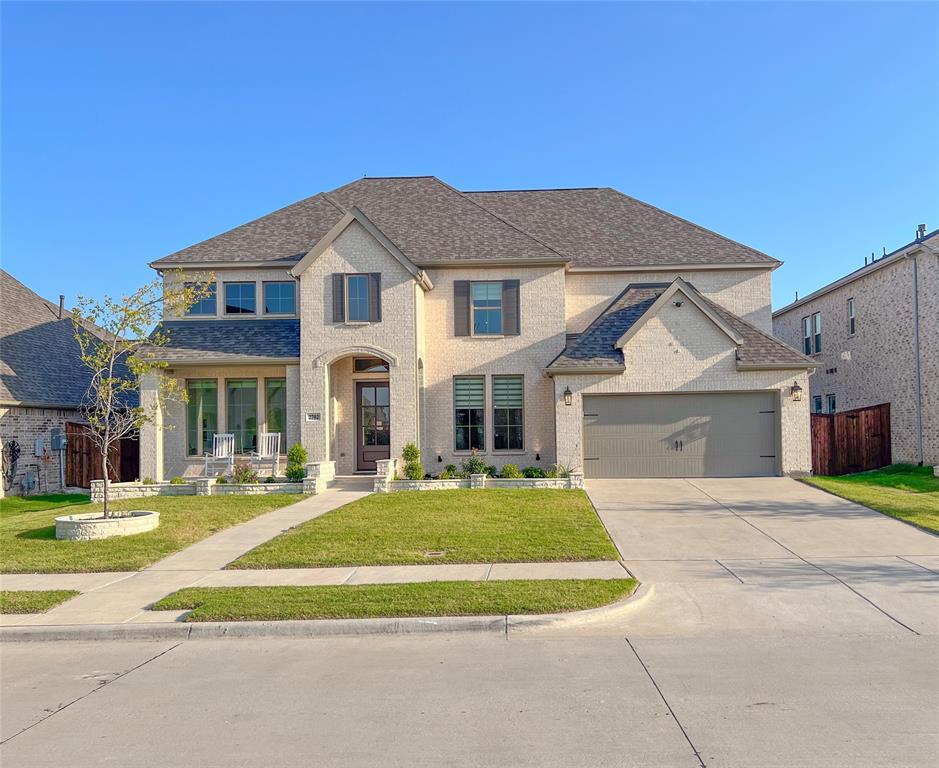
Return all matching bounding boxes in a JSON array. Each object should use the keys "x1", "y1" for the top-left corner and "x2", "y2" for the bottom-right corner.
[{"x1": 356, "y1": 382, "x2": 390, "y2": 472}]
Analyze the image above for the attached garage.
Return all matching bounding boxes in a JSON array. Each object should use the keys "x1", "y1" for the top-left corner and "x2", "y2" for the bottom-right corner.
[{"x1": 582, "y1": 392, "x2": 779, "y2": 478}]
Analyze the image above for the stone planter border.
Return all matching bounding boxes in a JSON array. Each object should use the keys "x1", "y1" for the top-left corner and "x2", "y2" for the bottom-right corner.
[
  {"x1": 55, "y1": 510, "x2": 160, "y2": 541},
  {"x1": 376, "y1": 465, "x2": 585, "y2": 493}
]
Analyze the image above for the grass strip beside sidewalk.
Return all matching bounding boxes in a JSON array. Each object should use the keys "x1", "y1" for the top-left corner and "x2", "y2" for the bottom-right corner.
[
  {"x1": 152, "y1": 578, "x2": 638, "y2": 622},
  {"x1": 0, "y1": 590, "x2": 80, "y2": 614}
]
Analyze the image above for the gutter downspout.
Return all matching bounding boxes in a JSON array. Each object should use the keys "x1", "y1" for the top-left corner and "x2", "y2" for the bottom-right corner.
[{"x1": 907, "y1": 250, "x2": 924, "y2": 465}]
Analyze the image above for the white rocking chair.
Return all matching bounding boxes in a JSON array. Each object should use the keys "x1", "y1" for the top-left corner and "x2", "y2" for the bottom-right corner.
[
  {"x1": 251, "y1": 432, "x2": 281, "y2": 477},
  {"x1": 204, "y1": 433, "x2": 235, "y2": 477}
]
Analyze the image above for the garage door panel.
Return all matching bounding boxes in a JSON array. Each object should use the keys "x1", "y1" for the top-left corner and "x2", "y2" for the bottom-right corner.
[{"x1": 583, "y1": 393, "x2": 777, "y2": 478}]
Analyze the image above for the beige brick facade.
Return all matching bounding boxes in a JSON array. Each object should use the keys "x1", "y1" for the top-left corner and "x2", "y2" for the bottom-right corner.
[
  {"x1": 773, "y1": 242, "x2": 938, "y2": 465},
  {"x1": 554, "y1": 300, "x2": 811, "y2": 475},
  {"x1": 566, "y1": 268, "x2": 772, "y2": 333},
  {"x1": 0, "y1": 406, "x2": 77, "y2": 496},
  {"x1": 141, "y1": 221, "x2": 813, "y2": 479}
]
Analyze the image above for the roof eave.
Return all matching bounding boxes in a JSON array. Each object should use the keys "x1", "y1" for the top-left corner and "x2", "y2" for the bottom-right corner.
[
  {"x1": 735, "y1": 361, "x2": 820, "y2": 371},
  {"x1": 545, "y1": 366, "x2": 626, "y2": 376},
  {"x1": 568, "y1": 261, "x2": 778, "y2": 273},
  {"x1": 157, "y1": 356, "x2": 301, "y2": 366}
]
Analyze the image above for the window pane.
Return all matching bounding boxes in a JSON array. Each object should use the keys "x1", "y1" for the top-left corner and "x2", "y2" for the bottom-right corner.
[
  {"x1": 265, "y1": 378, "x2": 286, "y2": 452},
  {"x1": 347, "y1": 275, "x2": 369, "y2": 322},
  {"x1": 454, "y1": 377, "x2": 485, "y2": 407},
  {"x1": 226, "y1": 379, "x2": 258, "y2": 453},
  {"x1": 186, "y1": 283, "x2": 217, "y2": 316},
  {"x1": 353, "y1": 357, "x2": 389, "y2": 373},
  {"x1": 492, "y1": 376, "x2": 523, "y2": 407},
  {"x1": 263, "y1": 282, "x2": 295, "y2": 314},
  {"x1": 472, "y1": 282, "x2": 503, "y2": 334},
  {"x1": 187, "y1": 380, "x2": 217, "y2": 455},
  {"x1": 225, "y1": 283, "x2": 256, "y2": 314}
]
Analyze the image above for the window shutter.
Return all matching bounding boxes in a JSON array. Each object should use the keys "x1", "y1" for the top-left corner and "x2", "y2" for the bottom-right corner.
[
  {"x1": 502, "y1": 280, "x2": 520, "y2": 335},
  {"x1": 332, "y1": 274, "x2": 345, "y2": 322},
  {"x1": 368, "y1": 273, "x2": 382, "y2": 322},
  {"x1": 454, "y1": 281, "x2": 470, "y2": 336}
]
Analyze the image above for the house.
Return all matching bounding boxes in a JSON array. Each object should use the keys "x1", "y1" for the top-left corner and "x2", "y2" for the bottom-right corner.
[
  {"x1": 140, "y1": 176, "x2": 816, "y2": 481},
  {"x1": 0, "y1": 270, "x2": 90, "y2": 496},
  {"x1": 773, "y1": 227, "x2": 938, "y2": 466}
]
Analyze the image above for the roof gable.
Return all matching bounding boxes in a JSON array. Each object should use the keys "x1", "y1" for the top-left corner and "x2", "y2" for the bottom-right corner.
[{"x1": 615, "y1": 278, "x2": 743, "y2": 349}]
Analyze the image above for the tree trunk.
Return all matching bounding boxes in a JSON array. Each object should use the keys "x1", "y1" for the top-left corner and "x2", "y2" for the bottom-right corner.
[{"x1": 101, "y1": 447, "x2": 110, "y2": 518}]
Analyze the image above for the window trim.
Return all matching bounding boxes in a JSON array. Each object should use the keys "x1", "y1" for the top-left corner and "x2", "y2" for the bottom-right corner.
[
  {"x1": 492, "y1": 375, "x2": 524, "y2": 452},
  {"x1": 812, "y1": 311, "x2": 822, "y2": 355},
  {"x1": 801, "y1": 315, "x2": 812, "y2": 356},
  {"x1": 262, "y1": 281, "x2": 296, "y2": 316},
  {"x1": 470, "y1": 281, "x2": 504, "y2": 337},
  {"x1": 812, "y1": 395, "x2": 823, "y2": 414},
  {"x1": 225, "y1": 378, "x2": 259, "y2": 454},
  {"x1": 185, "y1": 282, "x2": 218, "y2": 317},
  {"x1": 344, "y1": 273, "x2": 371, "y2": 324},
  {"x1": 453, "y1": 375, "x2": 486, "y2": 453},
  {"x1": 185, "y1": 379, "x2": 218, "y2": 456},
  {"x1": 847, "y1": 297, "x2": 856, "y2": 336},
  {"x1": 826, "y1": 393, "x2": 836, "y2": 414},
  {"x1": 264, "y1": 377, "x2": 287, "y2": 455},
  {"x1": 223, "y1": 281, "x2": 257, "y2": 316}
]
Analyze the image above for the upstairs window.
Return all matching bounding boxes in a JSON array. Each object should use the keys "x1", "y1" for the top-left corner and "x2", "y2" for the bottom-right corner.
[
  {"x1": 812, "y1": 395, "x2": 823, "y2": 414},
  {"x1": 827, "y1": 393, "x2": 836, "y2": 413},
  {"x1": 454, "y1": 376, "x2": 485, "y2": 451},
  {"x1": 263, "y1": 282, "x2": 296, "y2": 315},
  {"x1": 847, "y1": 298, "x2": 856, "y2": 335},
  {"x1": 802, "y1": 316, "x2": 812, "y2": 355},
  {"x1": 812, "y1": 312, "x2": 822, "y2": 354},
  {"x1": 331, "y1": 273, "x2": 381, "y2": 323},
  {"x1": 471, "y1": 282, "x2": 503, "y2": 335},
  {"x1": 224, "y1": 282, "x2": 256, "y2": 315},
  {"x1": 493, "y1": 375, "x2": 523, "y2": 451},
  {"x1": 186, "y1": 283, "x2": 217, "y2": 316}
]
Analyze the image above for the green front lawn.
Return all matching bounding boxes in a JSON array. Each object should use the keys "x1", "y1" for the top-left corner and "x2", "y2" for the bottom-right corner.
[
  {"x1": 0, "y1": 493, "x2": 90, "y2": 519},
  {"x1": 802, "y1": 464, "x2": 939, "y2": 534},
  {"x1": 153, "y1": 578, "x2": 638, "y2": 622},
  {"x1": 0, "y1": 590, "x2": 80, "y2": 614},
  {"x1": 0, "y1": 494, "x2": 304, "y2": 573},
  {"x1": 230, "y1": 489, "x2": 619, "y2": 569}
]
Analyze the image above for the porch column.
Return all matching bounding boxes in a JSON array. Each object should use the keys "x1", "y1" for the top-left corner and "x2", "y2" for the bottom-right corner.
[
  {"x1": 138, "y1": 372, "x2": 165, "y2": 482},
  {"x1": 285, "y1": 365, "x2": 300, "y2": 450}
]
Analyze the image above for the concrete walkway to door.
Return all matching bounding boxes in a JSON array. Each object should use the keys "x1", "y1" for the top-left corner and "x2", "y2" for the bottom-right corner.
[{"x1": 586, "y1": 477, "x2": 939, "y2": 637}]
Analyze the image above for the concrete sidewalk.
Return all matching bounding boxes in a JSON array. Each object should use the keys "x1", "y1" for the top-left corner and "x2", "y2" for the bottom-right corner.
[{"x1": 1, "y1": 478, "x2": 374, "y2": 627}]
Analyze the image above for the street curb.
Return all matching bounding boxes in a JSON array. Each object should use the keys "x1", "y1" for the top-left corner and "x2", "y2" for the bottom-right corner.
[{"x1": 0, "y1": 583, "x2": 644, "y2": 642}]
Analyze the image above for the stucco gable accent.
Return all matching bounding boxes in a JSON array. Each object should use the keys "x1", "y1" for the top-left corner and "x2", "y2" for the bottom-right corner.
[
  {"x1": 290, "y1": 207, "x2": 433, "y2": 290},
  {"x1": 614, "y1": 278, "x2": 743, "y2": 349}
]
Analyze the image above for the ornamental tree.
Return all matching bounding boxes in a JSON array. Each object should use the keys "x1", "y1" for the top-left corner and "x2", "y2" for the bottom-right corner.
[{"x1": 71, "y1": 272, "x2": 214, "y2": 518}]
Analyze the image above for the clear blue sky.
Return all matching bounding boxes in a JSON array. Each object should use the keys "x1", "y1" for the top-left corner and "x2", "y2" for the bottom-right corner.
[{"x1": 3, "y1": 2, "x2": 937, "y2": 310}]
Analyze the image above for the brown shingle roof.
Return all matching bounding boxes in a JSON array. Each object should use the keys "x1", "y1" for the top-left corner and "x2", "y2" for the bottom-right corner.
[
  {"x1": 547, "y1": 281, "x2": 813, "y2": 373},
  {"x1": 151, "y1": 177, "x2": 777, "y2": 269}
]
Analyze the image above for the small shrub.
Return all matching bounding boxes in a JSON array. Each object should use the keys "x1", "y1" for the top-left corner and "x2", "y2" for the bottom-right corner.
[
  {"x1": 500, "y1": 463, "x2": 522, "y2": 479},
  {"x1": 486, "y1": 465, "x2": 497, "y2": 477},
  {"x1": 403, "y1": 460, "x2": 425, "y2": 481},
  {"x1": 460, "y1": 451, "x2": 489, "y2": 477},
  {"x1": 544, "y1": 466, "x2": 559, "y2": 478},
  {"x1": 232, "y1": 463, "x2": 259, "y2": 484},
  {"x1": 169, "y1": 476, "x2": 186, "y2": 485},
  {"x1": 402, "y1": 442, "x2": 420, "y2": 463},
  {"x1": 439, "y1": 463, "x2": 459, "y2": 480},
  {"x1": 141, "y1": 477, "x2": 155, "y2": 485},
  {"x1": 285, "y1": 443, "x2": 308, "y2": 482},
  {"x1": 215, "y1": 475, "x2": 228, "y2": 484},
  {"x1": 522, "y1": 466, "x2": 545, "y2": 478}
]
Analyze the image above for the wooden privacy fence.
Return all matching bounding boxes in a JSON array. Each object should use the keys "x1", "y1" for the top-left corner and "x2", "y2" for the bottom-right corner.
[
  {"x1": 810, "y1": 403, "x2": 891, "y2": 476},
  {"x1": 65, "y1": 422, "x2": 139, "y2": 488}
]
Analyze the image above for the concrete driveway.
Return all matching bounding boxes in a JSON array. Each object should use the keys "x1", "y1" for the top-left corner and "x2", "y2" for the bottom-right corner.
[{"x1": 587, "y1": 477, "x2": 939, "y2": 637}]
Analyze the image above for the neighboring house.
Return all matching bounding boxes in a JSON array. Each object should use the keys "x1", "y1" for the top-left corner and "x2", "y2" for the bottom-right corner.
[
  {"x1": 141, "y1": 176, "x2": 815, "y2": 481},
  {"x1": 0, "y1": 270, "x2": 90, "y2": 496},
  {"x1": 773, "y1": 227, "x2": 938, "y2": 466}
]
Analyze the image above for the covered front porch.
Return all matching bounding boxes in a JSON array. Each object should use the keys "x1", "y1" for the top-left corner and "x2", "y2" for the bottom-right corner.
[{"x1": 139, "y1": 363, "x2": 301, "y2": 481}]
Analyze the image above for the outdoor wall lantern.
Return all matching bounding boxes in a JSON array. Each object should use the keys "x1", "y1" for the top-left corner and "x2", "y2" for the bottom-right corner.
[
  {"x1": 437, "y1": 455, "x2": 443, "y2": 463},
  {"x1": 790, "y1": 382, "x2": 803, "y2": 401},
  {"x1": 563, "y1": 387, "x2": 573, "y2": 406}
]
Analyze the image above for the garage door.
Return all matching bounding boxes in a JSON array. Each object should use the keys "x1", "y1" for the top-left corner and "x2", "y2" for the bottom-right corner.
[{"x1": 582, "y1": 393, "x2": 778, "y2": 478}]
